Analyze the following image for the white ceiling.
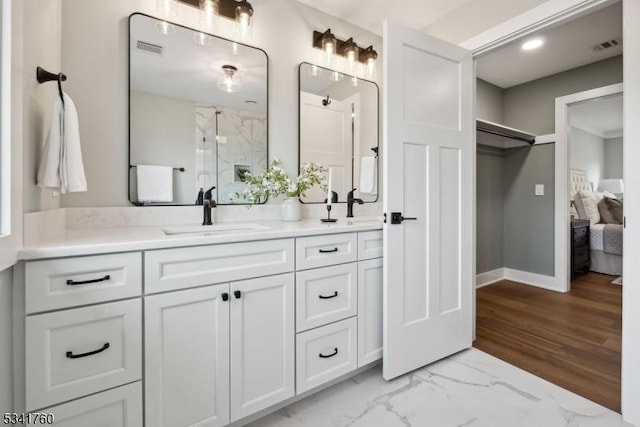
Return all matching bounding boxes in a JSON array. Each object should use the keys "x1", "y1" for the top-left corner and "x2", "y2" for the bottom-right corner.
[
  {"x1": 569, "y1": 93, "x2": 623, "y2": 139},
  {"x1": 294, "y1": 0, "x2": 471, "y2": 35},
  {"x1": 477, "y1": 2, "x2": 622, "y2": 88},
  {"x1": 130, "y1": 14, "x2": 267, "y2": 112}
]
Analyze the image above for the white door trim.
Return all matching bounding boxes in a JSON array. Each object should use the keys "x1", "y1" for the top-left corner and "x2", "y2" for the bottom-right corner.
[{"x1": 555, "y1": 83, "x2": 623, "y2": 293}]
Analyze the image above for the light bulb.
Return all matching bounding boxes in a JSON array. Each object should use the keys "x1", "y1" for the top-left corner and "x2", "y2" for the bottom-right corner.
[
  {"x1": 199, "y1": 0, "x2": 218, "y2": 28},
  {"x1": 217, "y1": 65, "x2": 242, "y2": 93},
  {"x1": 342, "y1": 39, "x2": 358, "y2": 74},
  {"x1": 366, "y1": 57, "x2": 376, "y2": 78},
  {"x1": 235, "y1": 1, "x2": 253, "y2": 41},
  {"x1": 321, "y1": 30, "x2": 337, "y2": 66}
]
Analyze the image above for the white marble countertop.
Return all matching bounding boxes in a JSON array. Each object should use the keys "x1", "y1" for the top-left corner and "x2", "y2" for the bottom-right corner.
[{"x1": 19, "y1": 217, "x2": 383, "y2": 260}]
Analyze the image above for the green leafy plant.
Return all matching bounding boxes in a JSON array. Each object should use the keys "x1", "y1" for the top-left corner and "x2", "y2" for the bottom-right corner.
[{"x1": 233, "y1": 159, "x2": 327, "y2": 204}]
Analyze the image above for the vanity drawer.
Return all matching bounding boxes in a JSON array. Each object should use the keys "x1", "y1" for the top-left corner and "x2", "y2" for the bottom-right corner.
[
  {"x1": 25, "y1": 299, "x2": 142, "y2": 411},
  {"x1": 358, "y1": 230, "x2": 383, "y2": 260},
  {"x1": 145, "y1": 239, "x2": 294, "y2": 294},
  {"x1": 296, "y1": 317, "x2": 357, "y2": 393},
  {"x1": 296, "y1": 263, "x2": 357, "y2": 332},
  {"x1": 25, "y1": 253, "x2": 142, "y2": 314},
  {"x1": 29, "y1": 382, "x2": 142, "y2": 427},
  {"x1": 296, "y1": 233, "x2": 357, "y2": 271}
]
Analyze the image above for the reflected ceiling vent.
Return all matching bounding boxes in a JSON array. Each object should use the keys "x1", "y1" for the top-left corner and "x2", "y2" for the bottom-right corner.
[
  {"x1": 592, "y1": 37, "x2": 621, "y2": 51},
  {"x1": 136, "y1": 40, "x2": 164, "y2": 56}
]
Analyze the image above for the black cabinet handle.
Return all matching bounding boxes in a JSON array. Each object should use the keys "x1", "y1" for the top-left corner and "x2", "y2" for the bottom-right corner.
[
  {"x1": 319, "y1": 347, "x2": 338, "y2": 358},
  {"x1": 66, "y1": 343, "x2": 110, "y2": 359},
  {"x1": 221, "y1": 292, "x2": 229, "y2": 302},
  {"x1": 319, "y1": 248, "x2": 339, "y2": 253},
  {"x1": 319, "y1": 291, "x2": 338, "y2": 300},
  {"x1": 66, "y1": 275, "x2": 111, "y2": 286},
  {"x1": 390, "y1": 212, "x2": 418, "y2": 224},
  {"x1": 234, "y1": 290, "x2": 242, "y2": 299}
]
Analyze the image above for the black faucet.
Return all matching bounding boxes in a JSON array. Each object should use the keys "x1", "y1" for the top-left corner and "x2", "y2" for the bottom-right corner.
[
  {"x1": 203, "y1": 186, "x2": 217, "y2": 225},
  {"x1": 347, "y1": 188, "x2": 364, "y2": 218}
]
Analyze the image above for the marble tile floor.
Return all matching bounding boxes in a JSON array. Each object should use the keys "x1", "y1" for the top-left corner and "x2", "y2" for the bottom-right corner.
[{"x1": 248, "y1": 348, "x2": 631, "y2": 427}]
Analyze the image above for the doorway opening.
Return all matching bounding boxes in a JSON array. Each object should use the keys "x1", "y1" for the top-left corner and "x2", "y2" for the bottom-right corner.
[{"x1": 472, "y1": 1, "x2": 623, "y2": 412}]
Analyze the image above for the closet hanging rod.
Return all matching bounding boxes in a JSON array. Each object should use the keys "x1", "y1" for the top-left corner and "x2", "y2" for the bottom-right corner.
[
  {"x1": 36, "y1": 66, "x2": 67, "y2": 84},
  {"x1": 129, "y1": 165, "x2": 186, "y2": 172}
]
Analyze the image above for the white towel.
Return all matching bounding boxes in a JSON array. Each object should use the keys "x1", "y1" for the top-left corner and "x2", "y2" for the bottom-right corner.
[
  {"x1": 136, "y1": 165, "x2": 174, "y2": 203},
  {"x1": 359, "y1": 156, "x2": 377, "y2": 194},
  {"x1": 37, "y1": 92, "x2": 87, "y2": 193}
]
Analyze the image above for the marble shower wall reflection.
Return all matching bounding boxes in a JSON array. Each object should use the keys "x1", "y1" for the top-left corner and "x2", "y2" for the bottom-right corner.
[{"x1": 196, "y1": 105, "x2": 267, "y2": 204}]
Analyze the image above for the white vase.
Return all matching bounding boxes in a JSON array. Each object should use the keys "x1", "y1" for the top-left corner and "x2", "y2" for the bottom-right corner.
[{"x1": 281, "y1": 198, "x2": 302, "y2": 222}]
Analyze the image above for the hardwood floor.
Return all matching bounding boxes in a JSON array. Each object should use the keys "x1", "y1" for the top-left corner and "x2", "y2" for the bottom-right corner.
[{"x1": 474, "y1": 272, "x2": 622, "y2": 412}]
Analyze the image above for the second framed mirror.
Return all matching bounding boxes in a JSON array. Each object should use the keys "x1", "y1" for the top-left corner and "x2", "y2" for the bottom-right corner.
[{"x1": 298, "y1": 62, "x2": 379, "y2": 203}]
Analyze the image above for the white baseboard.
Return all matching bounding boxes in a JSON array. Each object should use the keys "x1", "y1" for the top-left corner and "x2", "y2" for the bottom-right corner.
[
  {"x1": 476, "y1": 268, "x2": 505, "y2": 288},
  {"x1": 476, "y1": 268, "x2": 562, "y2": 292},
  {"x1": 504, "y1": 268, "x2": 561, "y2": 292}
]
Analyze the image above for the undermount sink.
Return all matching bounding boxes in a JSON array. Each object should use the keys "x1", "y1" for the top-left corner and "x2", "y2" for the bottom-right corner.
[{"x1": 163, "y1": 223, "x2": 271, "y2": 235}]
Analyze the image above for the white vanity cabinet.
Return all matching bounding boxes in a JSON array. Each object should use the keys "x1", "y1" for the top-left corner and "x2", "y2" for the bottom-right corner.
[
  {"x1": 17, "y1": 226, "x2": 382, "y2": 427},
  {"x1": 144, "y1": 241, "x2": 295, "y2": 427}
]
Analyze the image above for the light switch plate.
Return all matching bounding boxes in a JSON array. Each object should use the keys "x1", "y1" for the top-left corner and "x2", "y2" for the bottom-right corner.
[{"x1": 535, "y1": 184, "x2": 544, "y2": 196}]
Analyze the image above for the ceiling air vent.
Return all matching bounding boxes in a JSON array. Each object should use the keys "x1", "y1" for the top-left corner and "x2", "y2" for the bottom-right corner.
[
  {"x1": 592, "y1": 37, "x2": 622, "y2": 51},
  {"x1": 136, "y1": 40, "x2": 164, "y2": 56}
]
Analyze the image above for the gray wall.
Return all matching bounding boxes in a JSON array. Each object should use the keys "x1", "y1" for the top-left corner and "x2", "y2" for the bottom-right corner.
[
  {"x1": 0, "y1": 268, "x2": 13, "y2": 412},
  {"x1": 492, "y1": 55, "x2": 622, "y2": 276},
  {"x1": 569, "y1": 127, "x2": 605, "y2": 189},
  {"x1": 476, "y1": 79, "x2": 506, "y2": 274},
  {"x1": 503, "y1": 55, "x2": 623, "y2": 135},
  {"x1": 476, "y1": 79, "x2": 504, "y2": 123},
  {"x1": 605, "y1": 137, "x2": 624, "y2": 179},
  {"x1": 477, "y1": 148, "x2": 505, "y2": 273},
  {"x1": 503, "y1": 145, "x2": 556, "y2": 276}
]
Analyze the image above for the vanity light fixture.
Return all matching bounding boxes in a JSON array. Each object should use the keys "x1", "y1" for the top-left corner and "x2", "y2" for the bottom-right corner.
[
  {"x1": 177, "y1": 0, "x2": 254, "y2": 41},
  {"x1": 217, "y1": 65, "x2": 242, "y2": 93},
  {"x1": 312, "y1": 30, "x2": 378, "y2": 77}
]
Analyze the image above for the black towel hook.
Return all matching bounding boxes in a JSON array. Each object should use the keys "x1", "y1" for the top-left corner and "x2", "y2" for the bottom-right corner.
[{"x1": 37, "y1": 66, "x2": 67, "y2": 106}]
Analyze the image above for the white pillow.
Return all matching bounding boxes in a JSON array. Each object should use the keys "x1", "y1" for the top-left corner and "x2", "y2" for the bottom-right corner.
[{"x1": 575, "y1": 190, "x2": 601, "y2": 225}]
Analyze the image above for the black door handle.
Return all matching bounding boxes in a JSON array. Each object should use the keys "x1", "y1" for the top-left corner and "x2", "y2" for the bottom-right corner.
[
  {"x1": 390, "y1": 212, "x2": 418, "y2": 224},
  {"x1": 234, "y1": 290, "x2": 242, "y2": 299},
  {"x1": 66, "y1": 275, "x2": 111, "y2": 286},
  {"x1": 319, "y1": 347, "x2": 338, "y2": 358},
  {"x1": 319, "y1": 248, "x2": 339, "y2": 253},
  {"x1": 66, "y1": 343, "x2": 110, "y2": 359},
  {"x1": 319, "y1": 291, "x2": 338, "y2": 299},
  {"x1": 221, "y1": 292, "x2": 229, "y2": 302}
]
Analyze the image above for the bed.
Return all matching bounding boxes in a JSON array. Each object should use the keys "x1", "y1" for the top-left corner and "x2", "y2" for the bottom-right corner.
[{"x1": 570, "y1": 169, "x2": 622, "y2": 276}]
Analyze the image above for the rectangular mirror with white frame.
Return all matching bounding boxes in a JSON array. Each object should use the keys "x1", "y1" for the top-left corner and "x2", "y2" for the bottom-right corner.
[
  {"x1": 129, "y1": 13, "x2": 268, "y2": 205},
  {"x1": 299, "y1": 62, "x2": 379, "y2": 203}
]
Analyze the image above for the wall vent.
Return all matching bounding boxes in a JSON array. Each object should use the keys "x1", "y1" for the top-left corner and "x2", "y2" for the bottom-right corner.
[
  {"x1": 136, "y1": 40, "x2": 164, "y2": 56},
  {"x1": 592, "y1": 37, "x2": 622, "y2": 51}
]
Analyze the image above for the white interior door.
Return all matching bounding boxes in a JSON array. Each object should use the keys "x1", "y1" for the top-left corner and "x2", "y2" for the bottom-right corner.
[
  {"x1": 382, "y1": 21, "x2": 474, "y2": 380},
  {"x1": 300, "y1": 92, "x2": 352, "y2": 201}
]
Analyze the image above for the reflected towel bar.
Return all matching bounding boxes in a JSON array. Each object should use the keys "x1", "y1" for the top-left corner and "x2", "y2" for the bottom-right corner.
[{"x1": 129, "y1": 165, "x2": 185, "y2": 172}]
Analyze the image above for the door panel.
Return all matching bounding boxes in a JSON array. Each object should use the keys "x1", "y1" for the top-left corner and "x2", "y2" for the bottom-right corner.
[{"x1": 383, "y1": 21, "x2": 474, "y2": 380}]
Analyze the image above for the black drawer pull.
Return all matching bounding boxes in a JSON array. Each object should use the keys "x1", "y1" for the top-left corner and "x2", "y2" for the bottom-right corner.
[
  {"x1": 221, "y1": 292, "x2": 229, "y2": 302},
  {"x1": 234, "y1": 290, "x2": 242, "y2": 299},
  {"x1": 66, "y1": 343, "x2": 110, "y2": 359},
  {"x1": 319, "y1": 291, "x2": 339, "y2": 300},
  {"x1": 319, "y1": 347, "x2": 338, "y2": 359},
  {"x1": 319, "y1": 248, "x2": 339, "y2": 253},
  {"x1": 66, "y1": 275, "x2": 111, "y2": 286}
]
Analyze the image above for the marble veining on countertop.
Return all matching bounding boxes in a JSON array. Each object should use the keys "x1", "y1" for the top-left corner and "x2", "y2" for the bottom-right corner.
[{"x1": 19, "y1": 217, "x2": 383, "y2": 260}]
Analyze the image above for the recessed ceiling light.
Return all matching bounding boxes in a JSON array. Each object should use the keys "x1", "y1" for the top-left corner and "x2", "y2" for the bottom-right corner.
[{"x1": 522, "y1": 38, "x2": 544, "y2": 51}]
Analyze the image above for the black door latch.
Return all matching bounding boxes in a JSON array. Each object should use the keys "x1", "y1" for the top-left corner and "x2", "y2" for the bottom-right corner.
[{"x1": 390, "y1": 212, "x2": 418, "y2": 224}]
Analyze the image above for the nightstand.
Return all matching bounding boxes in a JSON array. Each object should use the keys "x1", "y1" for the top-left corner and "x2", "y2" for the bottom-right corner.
[{"x1": 571, "y1": 219, "x2": 591, "y2": 279}]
